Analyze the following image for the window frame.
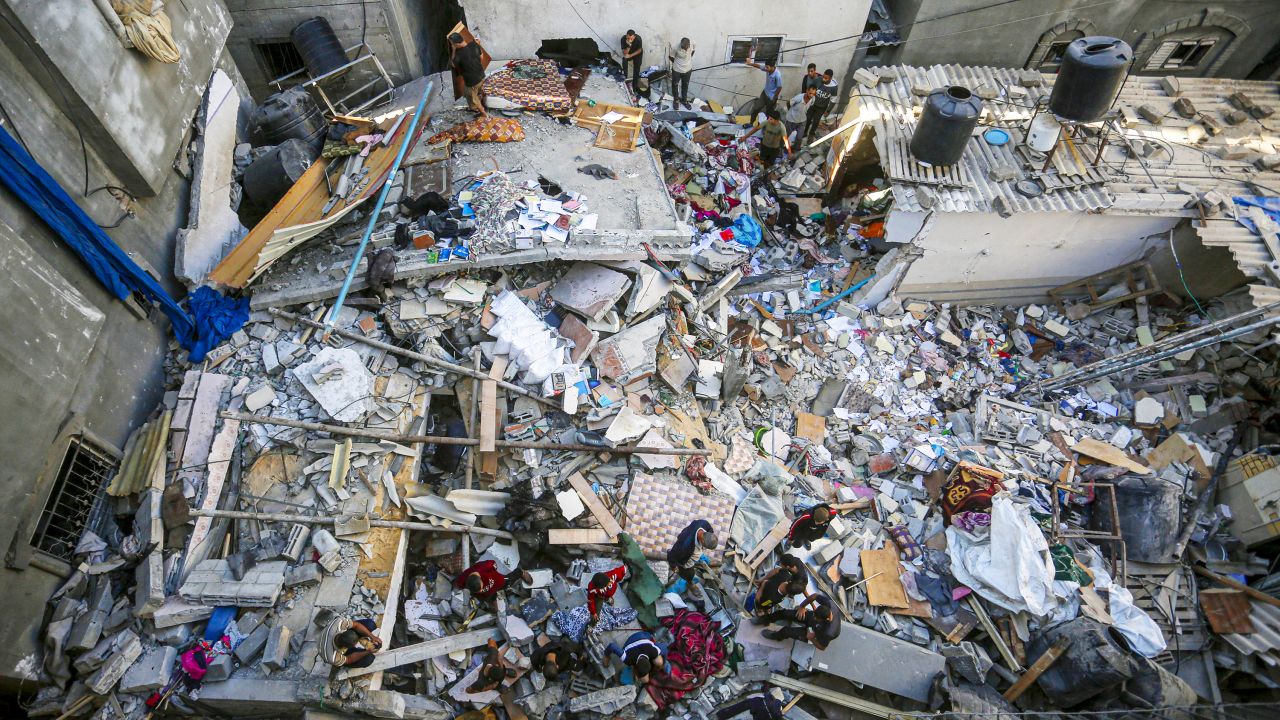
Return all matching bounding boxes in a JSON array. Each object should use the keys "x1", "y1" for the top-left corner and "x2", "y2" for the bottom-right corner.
[
  {"x1": 253, "y1": 38, "x2": 307, "y2": 82},
  {"x1": 30, "y1": 434, "x2": 118, "y2": 565},
  {"x1": 1145, "y1": 38, "x2": 1219, "y2": 71},
  {"x1": 725, "y1": 35, "x2": 805, "y2": 67},
  {"x1": 1037, "y1": 39, "x2": 1075, "y2": 71}
]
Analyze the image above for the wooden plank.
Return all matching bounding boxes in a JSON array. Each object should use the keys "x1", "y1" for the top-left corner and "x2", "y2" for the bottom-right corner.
[
  {"x1": 860, "y1": 549, "x2": 909, "y2": 609},
  {"x1": 339, "y1": 628, "x2": 500, "y2": 679},
  {"x1": 548, "y1": 528, "x2": 614, "y2": 545},
  {"x1": 566, "y1": 472, "x2": 624, "y2": 539},
  {"x1": 1199, "y1": 589, "x2": 1256, "y2": 634},
  {"x1": 969, "y1": 596, "x2": 1024, "y2": 673},
  {"x1": 744, "y1": 518, "x2": 791, "y2": 571},
  {"x1": 479, "y1": 380, "x2": 498, "y2": 453},
  {"x1": 794, "y1": 413, "x2": 826, "y2": 443},
  {"x1": 1071, "y1": 437, "x2": 1152, "y2": 475},
  {"x1": 1003, "y1": 636, "x2": 1072, "y2": 702}
]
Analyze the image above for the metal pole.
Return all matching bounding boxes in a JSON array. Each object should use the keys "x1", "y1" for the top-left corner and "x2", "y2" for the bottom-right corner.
[
  {"x1": 323, "y1": 80, "x2": 433, "y2": 338},
  {"x1": 188, "y1": 508, "x2": 515, "y2": 540},
  {"x1": 1023, "y1": 301, "x2": 1280, "y2": 394},
  {"x1": 221, "y1": 411, "x2": 713, "y2": 456},
  {"x1": 1029, "y1": 314, "x2": 1280, "y2": 394},
  {"x1": 272, "y1": 308, "x2": 558, "y2": 409}
]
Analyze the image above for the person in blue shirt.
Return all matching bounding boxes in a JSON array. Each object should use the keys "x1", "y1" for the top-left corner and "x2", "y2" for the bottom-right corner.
[
  {"x1": 666, "y1": 520, "x2": 717, "y2": 592},
  {"x1": 606, "y1": 631, "x2": 667, "y2": 684},
  {"x1": 746, "y1": 57, "x2": 783, "y2": 113}
]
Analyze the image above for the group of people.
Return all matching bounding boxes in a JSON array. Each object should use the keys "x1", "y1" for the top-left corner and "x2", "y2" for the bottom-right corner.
[
  {"x1": 744, "y1": 61, "x2": 839, "y2": 167},
  {"x1": 317, "y1": 501, "x2": 840, "y2": 713}
]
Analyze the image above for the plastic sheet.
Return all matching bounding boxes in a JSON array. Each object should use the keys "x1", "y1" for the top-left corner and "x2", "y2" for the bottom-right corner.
[{"x1": 946, "y1": 494, "x2": 1058, "y2": 617}]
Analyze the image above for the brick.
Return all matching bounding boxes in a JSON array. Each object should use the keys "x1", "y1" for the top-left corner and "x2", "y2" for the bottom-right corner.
[
  {"x1": 235, "y1": 624, "x2": 272, "y2": 664},
  {"x1": 1172, "y1": 97, "x2": 1196, "y2": 119},
  {"x1": 262, "y1": 625, "x2": 292, "y2": 671},
  {"x1": 285, "y1": 563, "x2": 324, "y2": 587},
  {"x1": 120, "y1": 645, "x2": 177, "y2": 694},
  {"x1": 204, "y1": 653, "x2": 234, "y2": 682},
  {"x1": 86, "y1": 630, "x2": 143, "y2": 694},
  {"x1": 1160, "y1": 76, "x2": 1180, "y2": 96}
]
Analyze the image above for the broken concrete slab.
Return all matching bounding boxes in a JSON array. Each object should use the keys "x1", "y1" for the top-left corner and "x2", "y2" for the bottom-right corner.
[
  {"x1": 120, "y1": 644, "x2": 178, "y2": 694},
  {"x1": 262, "y1": 625, "x2": 292, "y2": 671},
  {"x1": 85, "y1": 629, "x2": 142, "y2": 694},
  {"x1": 175, "y1": 69, "x2": 247, "y2": 287},
  {"x1": 810, "y1": 621, "x2": 945, "y2": 702},
  {"x1": 550, "y1": 262, "x2": 632, "y2": 321},
  {"x1": 292, "y1": 347, "x2": 375, "y2": 422},
  {"x1": 591, "y1": 315, "x2": 665, "y2": 385}
]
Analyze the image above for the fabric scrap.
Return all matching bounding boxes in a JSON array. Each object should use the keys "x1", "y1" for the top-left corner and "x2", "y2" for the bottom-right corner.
[{"x1": 428, "y1": 117, "x2": 525, "y2": 145}]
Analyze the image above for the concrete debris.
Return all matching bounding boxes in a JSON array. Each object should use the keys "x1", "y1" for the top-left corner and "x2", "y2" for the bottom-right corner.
[{"x1": 28, "y1": 45, "x2": 1280, "y2": 720}]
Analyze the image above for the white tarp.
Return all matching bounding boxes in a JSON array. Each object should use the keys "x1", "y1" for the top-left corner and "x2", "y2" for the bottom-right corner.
[{"x1": 947, "y1": 494, "x2": 1058, "y2": 617}]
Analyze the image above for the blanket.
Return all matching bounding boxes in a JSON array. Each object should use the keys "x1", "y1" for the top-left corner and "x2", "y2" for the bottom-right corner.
[
  {"x1": 482, "y1": 59, "x2": 573, "y2": 113},
  {"x1": 551, "y1": 604, "x2": 637, "y2": 643},
  {"x1": 427, "y1": 117, "x2": 525, "y2": 144},
  {"x1": 645, "y1": 610, "x2": 726, "y2": 709}
]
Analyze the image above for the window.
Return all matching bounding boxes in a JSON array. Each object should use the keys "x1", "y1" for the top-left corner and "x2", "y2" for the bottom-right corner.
[
  {"x1": 726, "y1": 36, "x2": 793, "y2": 66},
  {"x1": 254, "y1": 40, "x2": 306, "y2": 81},
  {"x1": 1145, "y1": 39, "x2": 1218, "y2": 70},
  {"x1": 1038, "y1": 40, "x2": 1074, "y2": 70},
  {"x1": 32, "y1": 437, "x2": 116, "y2": 562}
]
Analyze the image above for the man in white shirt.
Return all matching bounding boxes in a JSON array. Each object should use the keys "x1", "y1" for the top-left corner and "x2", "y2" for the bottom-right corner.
[
  {"x1": 668, "y1": 38, "x2": 696, "y2": 108},
  {"x1": 785, "y1": 87, "x2": 816, "y2": 146}
]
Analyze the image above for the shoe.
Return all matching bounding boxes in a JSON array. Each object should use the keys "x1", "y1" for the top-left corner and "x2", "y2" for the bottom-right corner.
[
  {"x1": 761, "y1": 629, "x2": 782, "y2": 640},
  {"x1": 751, "y1": 615, "x2": 768, "y2": 626}
]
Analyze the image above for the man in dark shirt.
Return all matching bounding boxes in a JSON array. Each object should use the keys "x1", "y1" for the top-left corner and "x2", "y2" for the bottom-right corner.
[
  {"x1": 801, "y1": 63, "x2": 821, "y2": 94},
  {"x1": 787, "y1": 503, "x2": 832, "y2": 549},
  {"x1": 620, "y1": 30, "x2": 644, "y2": 90},
  {"x1": 449, "y1": 32, "x2": 487, "y2": 117},
  {"x1": 716, "y1": 692, "x2": 787, "y2": 720},
  {"x1": 531, "y1": 637, "x2": 582, "y2": 680},
  {"x1": 606, "y1": 631, "x2": 666, "y2": 684},
  {"x1": 748, "y1": 556, "x2": 807, "y2": 620},
  {"x1": 805, "y1": 69, "x2": 838, "y2": 140},
  {"x1": 759, "y1": 592, "x2": 841, "y2": 650},
  {"x1": 666, "y1": 519, "x2": 717, "y2": 585}
]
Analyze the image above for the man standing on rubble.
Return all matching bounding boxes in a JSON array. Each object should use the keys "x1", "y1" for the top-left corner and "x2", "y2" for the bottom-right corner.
[
  {"x1": 587, "y1": 565, "x2": 628, "y2": 625},
  {"x1": 666, "y1": 520, "x2": 717, "y2": 596},
  {"x1": 787, "y1": 503, "x2": 832, "y2": 549},
  {"x1": 621, "y1": 29, "x2": 644, "y2": 90},
  {"x1": 456, "y1": 560, "x2": 531, "y2": 609},
  {"x1": 758, "y1": 591, "x2": 841, "y2": 650},
  {"x1": 745, "y1": 56, "x2": 783, "y2": 114},
  {"x1": 668, "y1": 37, "x2": 696, "y2": 109},
  {"x1": 606, "y1": 630, "x2": 667, "y2": 684},
  {"x1": 784, "y1": 87, "x2": 816, "y2": 146},
  {"x1": 450, "y1": 32, "x2": 487, "y2": 117},
  {"x1": 805, "y1": 69, "x2": 838, "y2": 141},
  {"x1": 742, "y1": 109, "x2": 787, "y2": 168}
]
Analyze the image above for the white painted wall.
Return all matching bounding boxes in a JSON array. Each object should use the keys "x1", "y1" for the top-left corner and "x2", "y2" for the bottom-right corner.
[
  {"x1": 894, "y1": 211, "x2": 1181, "y2": 306},
  {"x1": 457, "y1": 0, "x2": 873, "y2": 108}
]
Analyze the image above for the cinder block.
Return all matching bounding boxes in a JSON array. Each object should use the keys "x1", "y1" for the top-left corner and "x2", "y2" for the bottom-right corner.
[{"x1": 262, "y1": 625, "x2": 292, "y2": 671}]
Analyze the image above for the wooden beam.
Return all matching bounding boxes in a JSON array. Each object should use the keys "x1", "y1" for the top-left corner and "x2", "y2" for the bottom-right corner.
[
  {"x1": 1193, "y1": 565, "x2": 1280, "y2": 609},
  {"x1": 1003, "y1": 636, "x2": 1072, "y2": 702},
  {"x1": 479, "y1": 361, "x2": 502, "y2": 453},
  {"x1": 339, "y1": 628, "x2": 501, "y2": 679},
  {"x1": 969, "y1": 596, "x2": 1024, "y2": 673},
  {"x1": 744, "y1": 518, "x2": 791, "y2": 571},
  {"x1": 566, "y1": 472, "x2": 624, "y2": 539},
  {"x1": 767, "y1": 674, "x2": 894, "y2": 719}
]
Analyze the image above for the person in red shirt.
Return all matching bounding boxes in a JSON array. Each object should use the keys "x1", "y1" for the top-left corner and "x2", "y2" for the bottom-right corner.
[
  {"x1": 455, "y1": 560, "x2": 531, "y2": 609},
  {"x1": 787, "y1": 504, "x2": 832, "y2": 550},
  {"x1": 587, "y1": 565, "x2": 628, "y2": 624}
]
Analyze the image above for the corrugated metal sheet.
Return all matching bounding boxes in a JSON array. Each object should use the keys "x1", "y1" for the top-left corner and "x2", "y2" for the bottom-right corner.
[
  {"x1": 107, "y1": 410, "x2": 171, "y2": 496},
  {"x1": 1221, "y1": 602, "x2": 1280, "y2": 665},
  {"x1": 862, "y1": 64, "x2": 1114, "y2": 214}
]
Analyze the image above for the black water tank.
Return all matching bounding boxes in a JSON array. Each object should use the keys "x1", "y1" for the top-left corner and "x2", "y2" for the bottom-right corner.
[
  {"x1": 291, "y1": 16, "x2": 349, "y2": 80},
  {"x1": 910, "y1": 85, "x2": 982, "y2": 166},
  {"x1": 250, "y1": 87, "x2": 326, "y2": 152},
  {"x1": 1049, "y1": 36, "x2": 1132, "y2": 122},
  {"x1": 243, "y1": 139, "x2": 313, "y2": 210}
]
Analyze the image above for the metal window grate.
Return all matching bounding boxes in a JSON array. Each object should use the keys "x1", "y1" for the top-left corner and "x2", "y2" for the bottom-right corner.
[
  {"x1": 32, "y1": 438, "x2": 117, "y2": 562},
  {"x1": 254, "y1": 40, "x2": 306, "y2": 81}
]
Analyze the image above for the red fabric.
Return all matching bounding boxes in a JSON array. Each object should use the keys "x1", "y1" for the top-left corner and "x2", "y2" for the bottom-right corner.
[
  {"x1": 456, "y1": 560, "x2": 506, "y2": 598},
  {"x1": 587, "y1": 565, "x2": 627, "y2": 616},
  {"x1": 645, "y1": 610, "x2": 727, "y2": 709}
]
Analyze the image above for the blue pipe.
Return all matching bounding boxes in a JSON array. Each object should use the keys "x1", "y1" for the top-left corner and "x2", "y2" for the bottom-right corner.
[
  {"x1": 325, "y1": 80, "x2": 433, "y2": 332},
  {"x1": 788, "y1": 273, "x2": 876, "y2": 315}
]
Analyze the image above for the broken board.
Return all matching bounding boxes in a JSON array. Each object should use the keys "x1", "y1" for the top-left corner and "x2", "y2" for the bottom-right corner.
[
  {"x1": 744, "y1": 518, "x2": 791, "y2": 571},
  {"x1": 1071, "y1": 437, "x2": 1152, "y2": 475},
  {"x1": 567, "y1": 472, "x2": 624, "y2": 539},
  {"x1": 860, "y1": 548, "x2": 909, "y2": 609},
  {"x1": 548, "y1": 528, "x2": 614, "y2": 545},
  {"x1": 794, "y1": 413, "x2": 826, "y2": 443},
  {"x1": 1199, "y1": 589, "x2": 1254, "y2": 634}
]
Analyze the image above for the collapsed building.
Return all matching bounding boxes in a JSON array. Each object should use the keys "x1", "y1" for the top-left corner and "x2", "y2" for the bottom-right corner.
[{"x1": 4, "y1": 9, "x2": 1280, "y2": 720}]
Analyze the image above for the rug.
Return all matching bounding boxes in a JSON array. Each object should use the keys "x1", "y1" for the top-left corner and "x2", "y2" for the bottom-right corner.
[
  {"x1": 427, "y1": 116, "x2": 525, "y2": 144},
  {"x1": 482, "y1": 59, "x2": 573, "y2": 113},
  {"x1": 551, "y1": 604, "x2": 637, "y2": 644},
  {"x1": 625, "y1": 472, "x2": 736, "y2": 564},
  {"x1": 645, "y1": 610, "x2": 726, "y2": 709}
]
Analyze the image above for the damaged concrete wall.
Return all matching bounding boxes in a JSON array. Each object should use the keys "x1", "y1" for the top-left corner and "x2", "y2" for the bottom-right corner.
[
  {"x1": 224, "y1": 0, "x2": 429, "y2": 101},
  {"x1": 459, "y1": 0, "x2": 874, "y2": 107},
  {"x1": 0, "y1": 0, "x2": 233, "y2": 196},
  {"x1": 892, "y1": 210, "x2": 1180, "y2": 305},
  {"x1": 0, "y1": 3, "x2": 236, "y2": 691}
]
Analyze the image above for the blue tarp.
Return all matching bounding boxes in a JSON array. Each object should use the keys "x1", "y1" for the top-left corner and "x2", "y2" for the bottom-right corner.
[
  {"x1": 1233, "y1": 195, "x2": 1280, "y2": 235},
  {"x1": 0, "y1": 126, "x2": 246, "y2": 362},
  {"x1": 730, "y1": 214, "x2": 763, "y2": 248}
]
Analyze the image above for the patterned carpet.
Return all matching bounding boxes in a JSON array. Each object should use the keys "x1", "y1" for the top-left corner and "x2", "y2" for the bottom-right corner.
[{"x1": 625, "y1": 471, "x2": 736, "y2": 563}]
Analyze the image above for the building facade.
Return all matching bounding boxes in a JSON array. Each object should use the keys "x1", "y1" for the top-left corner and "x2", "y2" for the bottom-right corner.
[
  {"x1": 0, "y1": 0, "x2": 237, "y2": 690},
  {"x1": 457, "y1": 0, "x2": 874, "y2": 109},
  {"x1": 871, "y1": 0, "x2": 1280, "y2": 80}
]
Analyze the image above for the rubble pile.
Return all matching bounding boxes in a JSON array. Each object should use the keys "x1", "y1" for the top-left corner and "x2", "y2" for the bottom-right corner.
[{"x1": 26, "y1": 53, "x2": 1280, "y2": 720}]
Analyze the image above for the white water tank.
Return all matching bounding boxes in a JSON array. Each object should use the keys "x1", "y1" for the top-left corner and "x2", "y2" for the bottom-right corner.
[{"x1": 1026, "y1": 112, "x2": 1061, "y2": 153}]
